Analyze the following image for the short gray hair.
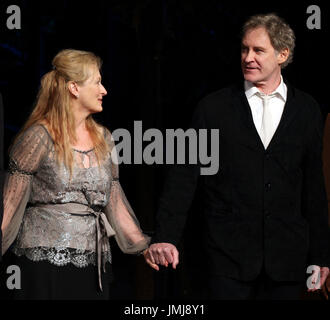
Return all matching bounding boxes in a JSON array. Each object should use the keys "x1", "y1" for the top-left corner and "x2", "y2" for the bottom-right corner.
[{"x1": 242, "y1": 13, "x2": 296, "y2": 68}]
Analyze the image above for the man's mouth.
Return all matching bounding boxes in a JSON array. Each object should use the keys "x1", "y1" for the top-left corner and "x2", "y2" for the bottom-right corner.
[{"x1": 244, "y1": 66, "x2": 259, "y2": 71}]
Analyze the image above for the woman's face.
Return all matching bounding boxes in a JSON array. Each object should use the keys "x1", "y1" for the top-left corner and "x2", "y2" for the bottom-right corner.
[{"x1": 76, "y1": 66, "x2": 107, "y2": 114}]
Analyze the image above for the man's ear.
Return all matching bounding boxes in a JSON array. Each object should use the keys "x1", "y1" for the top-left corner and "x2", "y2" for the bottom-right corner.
[
  {"x1": 277, "y1": 47, "x2": 289, "y2": 65},
  {"x1": 68, "y1": 81, "x2": 79, "y2": 98}
]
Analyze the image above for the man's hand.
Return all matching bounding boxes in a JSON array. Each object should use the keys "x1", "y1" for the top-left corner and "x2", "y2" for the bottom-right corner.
[
  {"x1": 145, "y1": 243, "x2": 179, "y2": 271},
  {"x1": 321, "y1": 272, "x2": 330, "y2": 300}
]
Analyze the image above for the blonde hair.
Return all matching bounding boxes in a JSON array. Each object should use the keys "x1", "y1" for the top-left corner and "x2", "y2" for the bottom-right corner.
[
  {"x1": 15, "y1": 49, "x2": 109, "y2": 175},
  {"x1": 242, "y1": 13, "x2": 296, "y2": 68}
]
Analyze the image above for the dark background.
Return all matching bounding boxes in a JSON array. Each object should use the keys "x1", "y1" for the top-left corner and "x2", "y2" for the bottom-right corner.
[{"x1": 0, "y1": 0, "x2": 328, "y2": 299}]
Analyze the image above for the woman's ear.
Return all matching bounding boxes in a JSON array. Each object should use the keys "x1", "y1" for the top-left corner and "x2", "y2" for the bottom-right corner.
[{"x1": 68, "y1": 81, "x2": 79, "y2": 98}]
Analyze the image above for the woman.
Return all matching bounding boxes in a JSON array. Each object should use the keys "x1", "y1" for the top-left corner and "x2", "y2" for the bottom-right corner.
[{"x1": 1, "y1": 49, "x2": 157, "y2": 300}]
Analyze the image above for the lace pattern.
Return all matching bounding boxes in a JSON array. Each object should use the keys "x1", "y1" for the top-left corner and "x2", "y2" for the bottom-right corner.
[
  {"x1": 2, "y1": 124, "x2": 150, "y2": 259},
  {"x1": 12, "y1": 246, "x2": 112, "y2": 268}
]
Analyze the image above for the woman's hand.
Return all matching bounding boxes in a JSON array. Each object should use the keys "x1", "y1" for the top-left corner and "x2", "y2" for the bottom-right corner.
[{"x1": 143, "y1": 248, "x2": 160, "y2": 271}]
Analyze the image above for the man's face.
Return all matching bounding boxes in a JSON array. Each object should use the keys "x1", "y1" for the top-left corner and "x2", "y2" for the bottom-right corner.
[{"x1": 241, "y1": 27, "x2": 284, "y2": 86}]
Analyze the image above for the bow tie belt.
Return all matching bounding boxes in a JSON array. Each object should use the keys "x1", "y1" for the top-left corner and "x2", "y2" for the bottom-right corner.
[{"x1": 36, "y1": 203, "x2": 116, "y2": 291}]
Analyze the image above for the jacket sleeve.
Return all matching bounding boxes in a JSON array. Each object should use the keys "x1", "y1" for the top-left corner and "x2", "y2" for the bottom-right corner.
[
  {"x1": 302, "y1": 104, "x2": 330, "y2": 268},
  {"x1": 150, "y1": 103, "x2": 207, "y2": 246},
  {"x1": 103, "y1": 128, "x2": 150, "y2": 254},
  {"x1": 1, "y1": 125, "x2": 50, "y2": 254}
]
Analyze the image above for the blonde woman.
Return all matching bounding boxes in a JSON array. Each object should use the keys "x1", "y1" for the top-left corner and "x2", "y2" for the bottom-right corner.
[{"x1": 1, "y1": 49, "x2": 157, "y2": 300}]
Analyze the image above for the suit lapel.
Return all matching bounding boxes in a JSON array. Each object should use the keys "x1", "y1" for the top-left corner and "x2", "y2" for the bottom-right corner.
[
  {"x1": 266, "y1": 80, "x2": 299, "y2": 150},
  {"x1": 231, "y1": 83, "x2": 265, "y2": 151}
]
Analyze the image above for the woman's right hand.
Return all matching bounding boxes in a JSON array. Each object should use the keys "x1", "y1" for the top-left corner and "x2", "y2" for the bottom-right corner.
[{"x1": 143, "y1": 248, "x2": 160, "y2": 271}]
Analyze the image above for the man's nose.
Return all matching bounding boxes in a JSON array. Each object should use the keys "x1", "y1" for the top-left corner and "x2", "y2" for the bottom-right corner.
[{"x1": 244, "y1": 49, "x2": 255, "y2": 62}]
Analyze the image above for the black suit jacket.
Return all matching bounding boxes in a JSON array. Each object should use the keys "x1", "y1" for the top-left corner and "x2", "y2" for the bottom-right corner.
[
  {"x1": 0, "y1": 93, "x2": 3, "y2": 260},
  {"x1": 152, "y1": 81, "x2": 330, "y2": 282}
]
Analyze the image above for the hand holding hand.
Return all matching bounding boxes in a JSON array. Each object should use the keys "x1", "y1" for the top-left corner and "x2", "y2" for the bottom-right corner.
[
  {"x1": 144, "y1": 243, "x2": 179, "y2": 271},
  {"x1": 143, "y1": 248, "x2": 160, "y2": 271}
]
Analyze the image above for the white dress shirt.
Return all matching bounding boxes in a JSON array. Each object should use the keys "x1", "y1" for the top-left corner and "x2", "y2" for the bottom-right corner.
[{"x1": 244, "y1": 77, "x2": 287, "y2": 143}]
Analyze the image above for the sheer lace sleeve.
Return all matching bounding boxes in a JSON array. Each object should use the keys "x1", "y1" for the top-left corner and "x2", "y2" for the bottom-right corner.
[
  {"x1": 1, "y1": 125, "x2": 50, "y2": 254},
  {"x1": 104, "y1": 128, "x2": 150, "y2": 254}
]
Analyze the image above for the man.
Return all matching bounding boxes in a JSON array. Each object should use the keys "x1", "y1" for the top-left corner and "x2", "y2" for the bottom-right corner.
[{"x1": 145, "y1": 13, "x2": 330, "y2": 299}]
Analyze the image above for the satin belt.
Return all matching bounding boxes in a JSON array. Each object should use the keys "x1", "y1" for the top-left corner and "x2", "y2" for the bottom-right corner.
[{"x1": 36, "y1": 203, "x2": 116, "y2": 291}]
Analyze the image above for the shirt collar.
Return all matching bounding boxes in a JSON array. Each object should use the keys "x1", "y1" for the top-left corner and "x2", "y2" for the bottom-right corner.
[{"x1": 244, "y1": 76, "x2": 287, "y2": 101}]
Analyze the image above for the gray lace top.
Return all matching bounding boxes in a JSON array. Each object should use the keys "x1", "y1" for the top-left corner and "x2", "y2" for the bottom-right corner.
[{"x1": 1, "y1": 124, "x2": 150, "y2": 288}]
